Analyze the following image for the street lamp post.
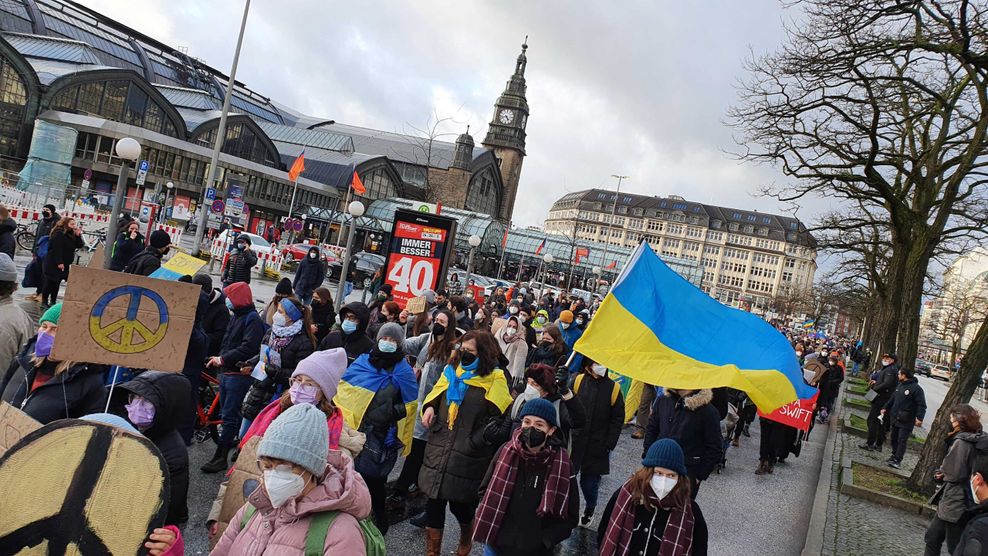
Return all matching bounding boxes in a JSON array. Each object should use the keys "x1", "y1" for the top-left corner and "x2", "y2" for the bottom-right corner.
[
  {"x1": 598, "y1": 174, "x2": 629, "y2": 281},
  {"x1": 464, "y1": 235, "x2": 481, "y2": 289},
  {"x1": 300, "y1": 213, "x2": 307, "y2": 241},
  {"x1": 592, "y1": 265, "x2": 601, "y2": 292},
  {"x1": 335, "y1": 201, "x2": 365, "y2": 305},
  {"x1": 539, "y1": 253, "x2": 554, "y2": 300},
  {"x1": 161, "y1": 181, "x2": 174, "y2": 224},
  {"x1": 104, "y1": 137, "x2": 141, "y2": 270},
  {"x1": 192, "y1": 0, "x2": 252, "y2": 256}
]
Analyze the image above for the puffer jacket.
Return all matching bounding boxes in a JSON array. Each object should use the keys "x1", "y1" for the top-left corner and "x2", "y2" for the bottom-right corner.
[
  {"x1": 0, "y1": 217, "x2": 15, "y2": 258},
  {"x1": 937, "y1": 431, "x2": 988, "y2": 523},
  {"x1": 318, "y1": 302, "x2": 374, "y2": 364},
  {"x1": 882, "y1": 377, "x2": 927, "y2": 426},
  {"x1": 293, "y1": 250, "x2": 326, "y2": 297},
  {"x1": 643, "y1": 389, "x2": 723, "y2": 481},
  {"x1": 570, "y1": 371, "x2": 625, "y2": 475},
  {"x1": 123, "y1": 246, "x2": 164, "y2": 276},
  {"x1": 213, "y1": 450, "x2": 372, "y2": 555},
  {"x1": 109, "y1": 371, "x2": 192, "y2": 524},
  {"x1": 219, "y1": 291, "x2": 266, "y2": 374},
  {"x1": 8, "y1": 347, "x2": 106, "y2": 425},
  {"x1": 240, "y1": 329, "x2": 316, "y2": 421},
  {"x1": 222, "y1": 248, "x2": 258, "y2": 285}
]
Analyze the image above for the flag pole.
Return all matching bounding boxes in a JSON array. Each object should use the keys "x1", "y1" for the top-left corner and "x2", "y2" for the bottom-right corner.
[
  {"x1": 336, "y1": 186, "x2": 352, "y2": 247},
  {"x1": 286, "y1": 177, "x2": 299, "y2": 243},
  {"x1": 496, "y1": 222, "x2": 510, "y2": 280}
]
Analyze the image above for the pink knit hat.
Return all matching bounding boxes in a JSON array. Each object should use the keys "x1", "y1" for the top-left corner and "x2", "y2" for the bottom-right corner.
[{"x1": 292, "y1": 348, "x2": 348, "y2": 401}]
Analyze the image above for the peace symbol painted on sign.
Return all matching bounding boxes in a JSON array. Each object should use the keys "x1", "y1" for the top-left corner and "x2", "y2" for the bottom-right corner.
[{"x1": 89, "y1": 285, "x2": 170, "y2": 354}]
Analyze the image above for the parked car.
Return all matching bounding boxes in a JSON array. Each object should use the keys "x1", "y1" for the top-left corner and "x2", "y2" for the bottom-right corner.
[
  {"x1": 915, "y1": 359, "x2": 933, "y2": 377},
  {"x1": 283, "y1": 243, "x2": 341, "y2": 264},
  {"x1": 215, "y1": 230, "x2": 275, "y2": 257},
  {"x1": 330, "y1": 251, "x2": 385, "y2": 283},
  {"x1": 931, "y1": 364, "x2": 953, "y2": 381}
]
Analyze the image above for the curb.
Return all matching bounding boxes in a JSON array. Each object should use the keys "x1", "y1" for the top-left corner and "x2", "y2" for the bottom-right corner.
[
  {"x1": 801, "y1": 384, "x2": 842, "y2": 556},
  {"x1": 839, "y1": 456, "x2": 935, "y2": 517}
]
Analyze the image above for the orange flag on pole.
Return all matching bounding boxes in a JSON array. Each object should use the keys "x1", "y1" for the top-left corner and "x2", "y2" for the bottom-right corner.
[
  {"x1": 288, "y1": 149, "x2": 305, "y2": 182},
  {"x1": 351, "y1": 171, "x2": 366, "y2": 194}
]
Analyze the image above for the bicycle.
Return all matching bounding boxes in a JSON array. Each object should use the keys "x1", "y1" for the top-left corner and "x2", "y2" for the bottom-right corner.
[
  {"x1": 194, "y1": 370, "x2": 222, "y2": 444},
  {"x1": 74, "y1": 229, "x2": 106, "y2": 264},
  {"x1": 15, "y1": 223, "x2": 34, "y2": 252}
]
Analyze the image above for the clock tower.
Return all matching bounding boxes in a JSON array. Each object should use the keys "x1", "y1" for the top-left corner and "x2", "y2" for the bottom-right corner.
[{"x1": 483, "y1": 39, "x2": 529, "y2": 222}]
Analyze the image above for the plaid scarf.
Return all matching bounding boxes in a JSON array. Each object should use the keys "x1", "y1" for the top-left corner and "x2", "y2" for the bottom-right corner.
[
  {"x1": 472, "y1": 427, "x2": 571, "y2": 545},
  {"x1": 599, "y1": 479, "x2": 694, "y2": 556}
]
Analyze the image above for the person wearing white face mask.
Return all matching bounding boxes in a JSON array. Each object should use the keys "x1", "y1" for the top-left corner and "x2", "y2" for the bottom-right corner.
[
  {"x1": 496, "y1": 315, "x2": 529, "y2": 388},
  {"x1": 598, "y1": 439, "x2": 709, "y2": 556},
  {"x1": 213, "y1": 403, "x2": 375, "y2": 555},
  {"x1": 569, "y1": 357, "x2": 625, "y2": 528},
  {"x1": 335, "y1": 322, "x2": 418, "y2": 535},
  {"x1": 955, "y1": 452, "x2": 988, "y2": 555}
]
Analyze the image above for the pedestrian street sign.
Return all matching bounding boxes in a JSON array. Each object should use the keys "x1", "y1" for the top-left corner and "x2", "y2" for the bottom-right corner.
[{"x1": 135, "y1": 159, "x2": 149, "y2": 186}]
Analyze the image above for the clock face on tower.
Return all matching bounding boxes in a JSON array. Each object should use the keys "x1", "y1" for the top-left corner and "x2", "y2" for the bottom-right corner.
[{"x1": 498, "y1": 108, "x2": 514, "y2": 125}]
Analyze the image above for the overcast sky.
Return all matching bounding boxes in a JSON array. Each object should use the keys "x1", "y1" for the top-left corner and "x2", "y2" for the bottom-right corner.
[{"x1": 87, "y1": 0, "x2": 809, "y2": 229}]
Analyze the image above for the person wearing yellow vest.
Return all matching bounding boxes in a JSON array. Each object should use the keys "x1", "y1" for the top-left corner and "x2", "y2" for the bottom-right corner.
[{"x1": 417, "y1": 330, "x2": 513, "y2": 556}]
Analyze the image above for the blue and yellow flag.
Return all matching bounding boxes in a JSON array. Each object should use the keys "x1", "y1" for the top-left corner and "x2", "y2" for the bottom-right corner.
[
  {"x1": 334, "y1": 353, "x2": 419, "y2": 456},
  {"x1": 574, "y1": 242, "x2": 816, "y2": 412}
]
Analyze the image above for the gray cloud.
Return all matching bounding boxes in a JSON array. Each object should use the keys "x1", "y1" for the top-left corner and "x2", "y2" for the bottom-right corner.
[{"x1": 87, "y1": 0, "x2": 815, "y2": 228}]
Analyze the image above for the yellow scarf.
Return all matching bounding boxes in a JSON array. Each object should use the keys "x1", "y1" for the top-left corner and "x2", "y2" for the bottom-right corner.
[{"x1": 423, "y1": 365, "x2": 513, "y2": 429}]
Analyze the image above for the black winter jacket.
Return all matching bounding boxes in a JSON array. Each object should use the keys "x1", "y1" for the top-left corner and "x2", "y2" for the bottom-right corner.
[
  {"x1": 501, "y1": 393, "x2": 586, "y2": 450},
  {"x1": 883, "y1": 377, "x2": 927, "y2": 426},
  {"x1": 32, "y1": 213, "x2": 57, "y2": 255},
  {"x1": 597, "y1": 488, "x2": 709, "y2": 556},
  {"x1": 480, "y1": 444, "x2": 580, "y2": 555},
  {"x1": 109, "y1": 371, "x2": 191, "y2": 524},
  {"x1": 351, "y1": 352, "x2": 413, "y2": 479},
  {"x1": 643, "y1": 389, "x2": 723, "y2": 481},
  {"x1": 218, "y1": 307, "x2": 265, "y2": 373},
  {"x1": 8, "y1": 346, "x2": 106, "y2": 425},
  {"x1": 310, "y1": 298, "x2": 335, "y2": 342},
  {"x1": 318, "y1": 302, "x2": 374, "y2": 363},
  {"x1": 570, "y1": 372, "x2": 625, "y2": 475},
  {"x1": 0, "y1": 217, "x2": 15, "y2": 259},
  {"x1": 292, "y1": 254, "x2": 326, "y2": 297},
  {"x1": 222, "y1": 248, "x2": 257, "y2": 285},
  {"x1": 123, "y1": 246, "x2": 164, "y2": 276},
  {"x1": 109, "y1": 231, "x2": 145, "y2": 271},
  {"x1": 43, "y1": 229, "x2": 84, "y2": 280},
  {"x1": 870, "y1": 363, "x2": 900, "y2": 402},
  {"x1": 958, "y1": 500, "x2": 988, "y2": 555},
  {"x1": 202, "y1": 289, "x2": 231, "y2": 356},
  {"x1": 183, "y1": 291, "x2": 210, "y2": 380},
  {"x1": 240, "y1": 329, "x2": 315, "y2": 420}
]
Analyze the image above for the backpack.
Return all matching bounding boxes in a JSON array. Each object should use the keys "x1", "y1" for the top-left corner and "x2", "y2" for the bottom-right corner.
[
  {"x1": 573, "y1": 373, "x2": 621, "y2": 406},
  {"x1": 36, "y1": 235, "x2": 49, "y2": 259},
  {"x1": 240, "y1": 503, "x2": 386, "y2": 556}
]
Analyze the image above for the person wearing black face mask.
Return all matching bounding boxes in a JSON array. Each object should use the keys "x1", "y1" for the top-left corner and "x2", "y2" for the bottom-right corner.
[
  {"x1": 25, "y1": 204, "x2": 59, "y2": 302},
  {"x1": 292, "y1": 246, "x2": 326, "y2": 305},
  {"x1": 474, "y1": 398, "x2": 578, "y2": 555},
  {"x1": 221, "y1": 235, "x2": 257, "y2": 287}
]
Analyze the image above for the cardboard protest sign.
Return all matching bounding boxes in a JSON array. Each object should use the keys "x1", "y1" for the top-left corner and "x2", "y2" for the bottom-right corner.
[
  {"x1": 0, "y1": 419, "x2": 169, "y2": 554},
  {"x1": 758, "y1": 391, "x2": 819, "y2": 432},
  {"x1": 149, "y1": 252, "x2": 207, "y2": 280},
  {"x1": 406, "y1": 296, "x2": 427, "y2": 315},
  {"x1": 0, "y1": 402, "x2": 41, "y2": 458},
  {"x1": 490, "y1": 317, "x2": 508, "y2": 335},
  {"x1": 51, "y1": 266, "x2": 201, "y2": 372},
  {"x1": 212, "y1": 435, "x2": 262, "y2": 547},
  {"x1": 87, "y1": 243, "x2": 105, "y2": 269}
]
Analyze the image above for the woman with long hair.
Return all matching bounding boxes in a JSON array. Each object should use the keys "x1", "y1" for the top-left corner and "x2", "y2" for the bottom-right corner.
[
  {"x1": 418, "y1": 329, "x2": 513, "y2": 556},
  {"x1": 8, "y1": 303, "x2": 105, "y2": 424},
  {"x1": 925, "y1": 404, "x2": 988, "y2": 555},
  {"x1": 309, "y1": 286, "x2": 336, "y2": 342},
  {"x1": 526, "y1": 324, "x2": 567, "y2": 367},
  {"x1": 235, "y1": 297, "x2": 317, "y2": 441},
  {"x1": 390, "y1": 309, "x2": 459, "y2": 507},
  {"x1": 41, "y1": 216, "x2": 83, "y2": 307},
  {"x1": 598, "y1": 439, "x2": 709, "y2": 556}
]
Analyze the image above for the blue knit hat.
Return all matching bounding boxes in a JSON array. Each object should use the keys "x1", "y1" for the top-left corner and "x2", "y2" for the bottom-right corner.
[
  {"x1": 257, "y1": 403, "x2": 328, "y2": 477},
  {"x1": 519, "y1": 398, "x2": 558, "y2": 428},
  {"x1": 643, "y1": 438, "x2": 687, "y2": 476}
]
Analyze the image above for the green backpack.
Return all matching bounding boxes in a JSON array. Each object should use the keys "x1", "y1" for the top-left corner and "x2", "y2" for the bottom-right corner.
[{"x1": 240, "y1": 504, "x2": 386, "y2": 556}]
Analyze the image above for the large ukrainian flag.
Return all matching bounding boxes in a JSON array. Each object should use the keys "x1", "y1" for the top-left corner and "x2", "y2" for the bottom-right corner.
[{"x1": 575, "y1": 242, "x2": 816, "y2": 412}]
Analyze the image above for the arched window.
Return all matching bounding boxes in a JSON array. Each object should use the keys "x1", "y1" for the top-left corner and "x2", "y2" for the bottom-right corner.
[
  {"x1": 49, "y1": 78, "x2": 181, "y2": 137},
  {"x1": 465, "y1": 167, "x2": 501, "y2": 217},
  {"x1": 359, "y1": 166, "x2": 398, "y2": 200},
  {"x1": 0, "y1": 55, "x2": 27, "y2": 157},
  {"x1": 192, "y1": 120, "x2": 279, "y2": 168}
]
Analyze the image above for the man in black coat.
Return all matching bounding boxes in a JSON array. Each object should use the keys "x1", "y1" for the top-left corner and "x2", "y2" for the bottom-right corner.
[
  {"x1": 193, "y1": 274, "x2": 230, "y2": 358},
  {"x1": 221, "y1": 234, "x2": 258, "y2": 286},
  {"x1": 882, "y1": 368, "x2": 927, "y2": 468},
  {"x1": 27, "y1": 204, "x2": 59, "y2": 301},
  {"x1": 861, "y1": 353, "x2": 900, "y2": 451},
  {"x1": 0, "y1": 213, "x2": 15, "y2": 259},
  {"x1": 123, "y1": 230, "x2": 171, "y2": 276},
  {"x1": 109, "y1": 371, "x2": 192, "y2": 524},
  {"x1": 292, "y1": 246, "x2": 326, "y2": 305},
  {"x1": 958, "y1": 452, "x2": 988, "y2": 554},
  {"x1": 643, "y1": 388, "x2": 723, "y2": 498},
  {"x1": 318, "y1": 301, "x2": 374, "y2": 363}
]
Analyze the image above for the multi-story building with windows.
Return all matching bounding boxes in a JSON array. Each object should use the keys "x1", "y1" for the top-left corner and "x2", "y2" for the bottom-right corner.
[{"x1": 544, "y1": 189, "x2": 817, "y2": 310}]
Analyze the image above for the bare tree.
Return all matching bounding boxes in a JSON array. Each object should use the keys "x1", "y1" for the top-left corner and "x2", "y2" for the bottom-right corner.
[{"x1": 398, "y1": 109, "x2": 466, "y2": 193}]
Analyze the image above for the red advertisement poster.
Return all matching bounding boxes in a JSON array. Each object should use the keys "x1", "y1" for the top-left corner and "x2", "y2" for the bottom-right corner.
[
  {"x1": 757, "y1": 391, "x2": 818, "y2": 432},
  {"x1": 384, "y1": 211, "x2": 455, "y2": 309}
]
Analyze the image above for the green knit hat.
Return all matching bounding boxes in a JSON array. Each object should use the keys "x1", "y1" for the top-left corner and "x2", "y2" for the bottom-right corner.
[{"x1": 40, "y1": 303, "x2": 62, "y2": 325}]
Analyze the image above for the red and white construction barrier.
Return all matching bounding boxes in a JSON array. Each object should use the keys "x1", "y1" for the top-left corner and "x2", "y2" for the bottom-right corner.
[
  {"x1": 154, "y1": 224, "x2": 183, "y2": 247},
  {"x1": 210, "y1": 239, "x2": 285, "y2": 277}
]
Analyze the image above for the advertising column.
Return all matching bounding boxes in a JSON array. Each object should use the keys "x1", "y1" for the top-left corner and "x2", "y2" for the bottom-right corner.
[{"x1": 383, "y1": 210, "x2": 457, "y2": 309}]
